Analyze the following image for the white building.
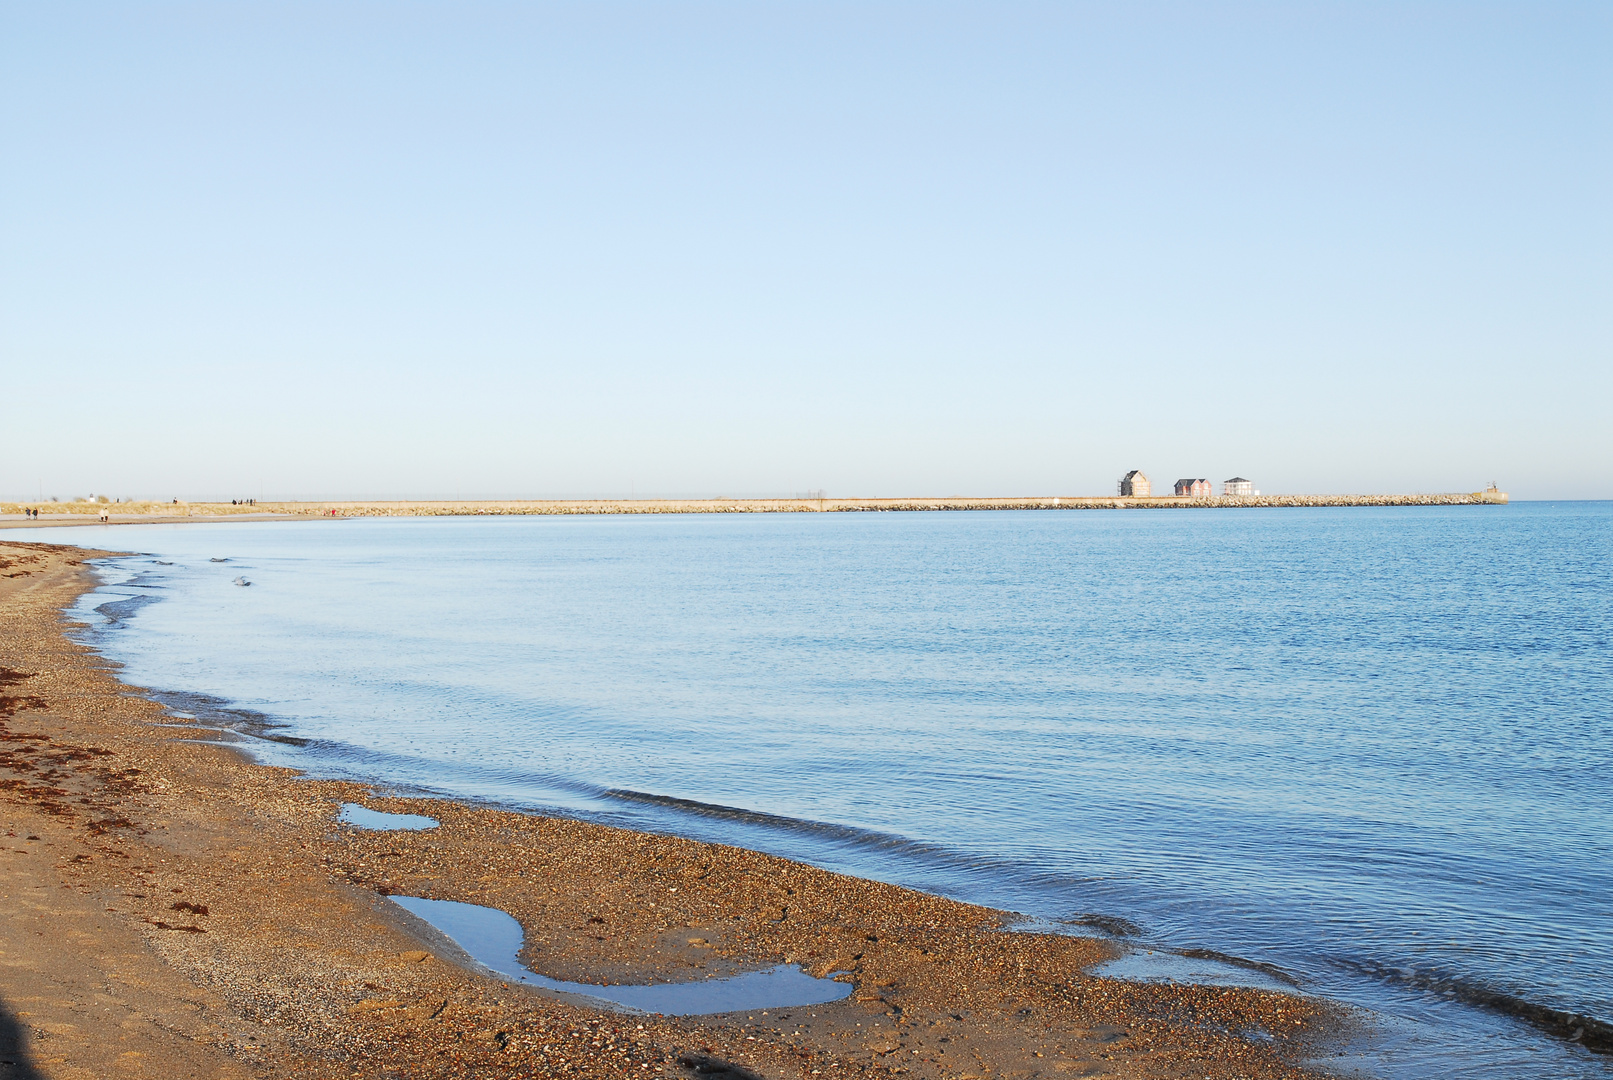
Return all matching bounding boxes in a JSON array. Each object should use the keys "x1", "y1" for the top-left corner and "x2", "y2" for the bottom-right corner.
[{"x1": 1223, "y1": 477, "x2": 1254, "y2": 497}]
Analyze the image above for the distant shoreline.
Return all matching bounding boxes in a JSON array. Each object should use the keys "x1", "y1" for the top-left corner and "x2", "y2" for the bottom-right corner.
[{"x1": 0, "y1": 490, "x2": 1508, "y2": 528}]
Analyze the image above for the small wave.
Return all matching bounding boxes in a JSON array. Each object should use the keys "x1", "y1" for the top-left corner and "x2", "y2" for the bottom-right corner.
[
  {"x1": 139, "y1": 689, "x2": 309, "y2": 747},
  {"x1": 600, "y1": 787, "x2": 969, "y2": 863},
  {"x1": 1059, "y1": 913, "x2": 1144, "y2": 938},
  {"x1": 253, "y1": 731, "x2": 309, "y2": 746},
  {"x1": 1177, "y1": 948, "x2": 1300, "y2": 988},
  {"x1": 93, "y1": 594, "x2": 160, "y2": 626},
  {"x1": 1333, "y1": 956, "x2": 1611, "y2": 1053}
]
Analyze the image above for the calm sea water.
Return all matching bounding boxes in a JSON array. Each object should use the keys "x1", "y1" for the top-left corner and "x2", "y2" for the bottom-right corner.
[{"x1": 16, "y1": 504, "x2": 1611, "y2": 1077}]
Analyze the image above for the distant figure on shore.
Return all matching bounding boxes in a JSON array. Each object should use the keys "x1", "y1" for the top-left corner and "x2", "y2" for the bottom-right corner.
[{"x1": 1118, "y1": 470, "x2": 1151, "y2": 497}]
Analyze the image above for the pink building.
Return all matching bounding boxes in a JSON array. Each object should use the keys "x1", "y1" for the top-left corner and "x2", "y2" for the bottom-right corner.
[{"x1": 1173, "y1": 478, "x2": 1212, "y2": 497}]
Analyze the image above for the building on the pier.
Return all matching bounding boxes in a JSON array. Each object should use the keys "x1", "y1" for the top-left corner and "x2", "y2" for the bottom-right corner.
[
  {"x1": 1174, "y1": 478, "x2": 1212, "y2": 497},
  {"x1": 1118, "y1": 470, "x2": 1151, "y2": 497},
  {"x1": 1223, "y1": 477, "x2": 1254, "y2": 497}
]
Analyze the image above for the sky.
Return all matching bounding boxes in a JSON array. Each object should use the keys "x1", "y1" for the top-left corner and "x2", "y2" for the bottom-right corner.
[{"x1": 2, "y1": 2, "x2": 1609, "y2": 501}]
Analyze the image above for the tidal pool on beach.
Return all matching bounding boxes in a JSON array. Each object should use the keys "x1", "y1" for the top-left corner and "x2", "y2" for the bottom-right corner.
[
  {"x1": 389, "y1": 895, "x2": 852, "y2": 1015},
  {"x1": 339, "y1": 803, "x2": 439, "y2": 831}
]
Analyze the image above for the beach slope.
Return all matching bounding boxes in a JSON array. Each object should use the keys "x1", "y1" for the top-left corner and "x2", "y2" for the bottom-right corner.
[{"x1": 0, "y1": 541, "x2": 1339, "y2": 1079}]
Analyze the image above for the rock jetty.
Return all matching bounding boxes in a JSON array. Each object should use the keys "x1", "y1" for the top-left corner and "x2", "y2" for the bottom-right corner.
[{"x1": 2, "y1": 491, "x2": 1507, "y2": 523}]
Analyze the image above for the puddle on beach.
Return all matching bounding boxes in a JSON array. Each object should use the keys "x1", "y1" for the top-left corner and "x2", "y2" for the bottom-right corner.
[
  {"x1": 390, "y1": 895, "x2": 852, "y2": 1015},
  {"x1": 339, "y1": 803, "x2": 439, "y2": 831}
]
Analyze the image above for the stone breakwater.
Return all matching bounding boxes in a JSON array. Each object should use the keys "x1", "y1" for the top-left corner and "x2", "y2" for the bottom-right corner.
[{"x1": 0, "y1": 491, "x2": 1507, "y2": 523}]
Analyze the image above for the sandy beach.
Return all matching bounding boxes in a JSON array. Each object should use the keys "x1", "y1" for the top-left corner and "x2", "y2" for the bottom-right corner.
[{"x1": 0, "y1": 539, "x2": 1345, "y2": 1079}]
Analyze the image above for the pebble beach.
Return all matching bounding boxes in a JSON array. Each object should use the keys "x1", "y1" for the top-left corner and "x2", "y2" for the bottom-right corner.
[{"x1": 0, "y1": 540, "x2": 1344, "y2": 1079}]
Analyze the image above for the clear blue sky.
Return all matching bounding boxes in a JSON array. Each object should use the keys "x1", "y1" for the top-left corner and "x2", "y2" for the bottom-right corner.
[{"x1": 3, "y1": 2, "x2": 1608, "y2": 500}]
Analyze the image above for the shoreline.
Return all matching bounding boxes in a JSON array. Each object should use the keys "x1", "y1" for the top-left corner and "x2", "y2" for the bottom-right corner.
[
  {"x1": 0, "y1": 490, "x2": 1507, "y2": 528},
  {"x1": 0, "y1": 539, "x2": 1344, "y2": 1079}
]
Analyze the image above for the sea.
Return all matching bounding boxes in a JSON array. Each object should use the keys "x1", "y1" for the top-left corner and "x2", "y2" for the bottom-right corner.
[{"x1": 11, "y1": 502, "x2": 1611, "y2": 1078}]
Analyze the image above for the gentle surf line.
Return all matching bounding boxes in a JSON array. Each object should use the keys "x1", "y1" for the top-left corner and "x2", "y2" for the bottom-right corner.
[
  {"x1": 132, "y1": 662, "x2": 1613, "y2": 1055},
  {"x1": 132, "y1": 665, "x2": 1613, "y2": 1054}
]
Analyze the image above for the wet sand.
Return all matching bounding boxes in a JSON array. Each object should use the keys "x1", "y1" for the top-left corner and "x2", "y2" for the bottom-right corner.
[{"x1": 0, "y1": 540, "x2": 1346, "y2": 1079}]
